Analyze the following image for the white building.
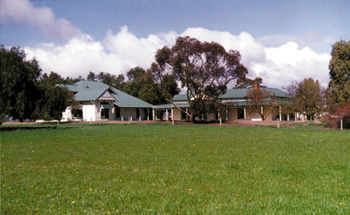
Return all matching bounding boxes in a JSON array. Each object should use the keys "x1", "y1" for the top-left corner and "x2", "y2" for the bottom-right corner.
[{"x1": 61, "y1": 81, "x2": 153, "y2": 122}]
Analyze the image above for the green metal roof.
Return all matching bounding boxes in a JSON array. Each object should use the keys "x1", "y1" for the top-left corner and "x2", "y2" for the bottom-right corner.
[
  {"x1": 153, "y1": 104, "x2": 173, "y2": 109},
  {"x1": 220, "y1": 88, "x2": 290, "y2": 99},
  {"x1": 62, "y1": 80, "x2": 152, "y2": 108},
  {"x1": 101, "y1": 104, "x2": 111, "y2": 109},
  {"x1": 62, "y1": 81, "x2": 110, "y2": 102},
  {"x1": 153, "y1": 103, "x2": 190, "y2": 109},
  {"x1": 111, "y1": 87, "x2": 153, "y2": 108},
  {"x1": 223, "y1": 99, "x2": 290, "y2": 106},
  {"x1": 172, "y1": 94, "x2": 188, "y2": 101},
  {"x1": 172, "y1": 88, "x2": 290, "y2": 101},
  {"x1": 154, "y1": 99, "x2": 290, "y2": 109}
]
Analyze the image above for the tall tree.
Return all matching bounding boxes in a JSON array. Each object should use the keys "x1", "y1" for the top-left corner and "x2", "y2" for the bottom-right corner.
[
  {"x1": 36, "y1": 86, "x2": 73, "y2": 123},
  {"x1": 87, "y1": 71, "x2": 97, "y2": 81},
  {"x1": 246, "y1": 85, "x2": 277, "y2": 121},
  {"x1": 35, "y1": 72, "x2": 74, "y2": 122},
  {"x1": 294, "y1": 78, "x2": 324, "y2": 120},
  {"x1": 123, "y1": 67, "x2": 147, "y2": 97},
  {"x1": 39, "y1": 71, "x2": 65, "y2": 88},
  {"x1": 151, "y1": 36, "x2": 247, "y2": 121},
  {"x1": 235, "y1": 77, "x2": 263, "y2": 88},
  {"x1": 94, "y1": 72, "x2": 125, "y2": 90},
  {"x1": 159, "y1": 74, "x2": 180, "y2": 102},
  {"x1": 328, "y1": 40, "x2": 350, "y2": 105},
  {"x1": 0, "y1": 45, "x2": 41, "y2": 122}
]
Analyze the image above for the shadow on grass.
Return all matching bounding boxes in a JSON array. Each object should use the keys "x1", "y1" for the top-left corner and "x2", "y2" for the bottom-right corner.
[{"x1": 0, "y1": 125, "x2": 75, "y2": 131}]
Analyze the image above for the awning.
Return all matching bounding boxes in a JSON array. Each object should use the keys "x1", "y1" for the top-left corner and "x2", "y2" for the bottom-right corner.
[{"x1": 101, "y1": 104, "x2": 111, "y2": 109}]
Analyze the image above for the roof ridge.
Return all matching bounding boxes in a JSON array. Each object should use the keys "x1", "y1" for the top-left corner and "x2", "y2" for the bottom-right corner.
[{"x1": 112, "y1": 88, "x2": 152, "y2": 103}]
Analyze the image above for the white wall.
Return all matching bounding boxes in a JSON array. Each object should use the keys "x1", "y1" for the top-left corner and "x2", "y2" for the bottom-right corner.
[
  {"x1": 61, "y1": 106, "x2": 72, "y2": 122},
  {"x1": 83, "y1": 102, "x2": 96, "y2": 121}
]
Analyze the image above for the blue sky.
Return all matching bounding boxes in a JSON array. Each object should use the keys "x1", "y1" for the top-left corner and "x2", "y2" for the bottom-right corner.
[
  {"x1": 1, "y1": 0, "x2": 349, "y2": 88},
  {"x1": 2, "y1": 0, "x2": 349, "y2": 51}
]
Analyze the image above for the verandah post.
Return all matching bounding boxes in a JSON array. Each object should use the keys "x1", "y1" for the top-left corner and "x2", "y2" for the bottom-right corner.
[
  {"x1": 279, "y1": 105, "x2": 282, "y2": 121},
  {"x1": 340, "y1": 119, "x2": 343, "y2": 131},
  {"x1": 171, "y1": 108, "x2": 174, "y2": 125}
]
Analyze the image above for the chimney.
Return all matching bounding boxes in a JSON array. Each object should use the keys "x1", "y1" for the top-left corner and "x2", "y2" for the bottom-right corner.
[{"x1": 254, "y1": 82, "x2": 259, "y2": 91}]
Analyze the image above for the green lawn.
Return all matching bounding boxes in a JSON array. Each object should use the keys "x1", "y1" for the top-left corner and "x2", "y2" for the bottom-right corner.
[{"x1": 1, "y1": 124, "x2": 350, "y2": 214}]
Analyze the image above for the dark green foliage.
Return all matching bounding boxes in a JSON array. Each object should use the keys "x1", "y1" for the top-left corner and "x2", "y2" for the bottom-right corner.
[
  {"x1": 38, "y1": 71, "x2": 67, "y2": 88},
  {"x1": 159, "y1": 74, "x2": 180, "y2": 103},
  {"x1": 0, "y1": 46, "x2": 74, "y2": 122},
  {"x1": 329, "y1": 40, "x2": 350, "y2": 105},
  {"x1": 96, "y1": 72, "x2": 126, "y2": 90},
  {"x1": 294, "y1": 78, "x2": 324, "y2": 120},
  {"x1": 87, "y1": 71, "x2": 97, "y2": 80},
  {"x1": 35, "y1": 72, "x2": 74, "y2": 121},
  {"x1": 137, "y1": 83, "x2": 161, "y2": 105},
  {"x1": 37, "y1": 87, "x2": 72, "y2": 121},
  {"x1": 0, "y1": 45, "x2": 41, "y2": 122},
  {"x1": 123, "y1": 67, "x2": 179, "y2": 105},
  {"x1": 126, "y1": 66, "x2": 145, "y2": 81},
  {"x1": 122, "y1": 67, "x2": 147, "y2": 98}
]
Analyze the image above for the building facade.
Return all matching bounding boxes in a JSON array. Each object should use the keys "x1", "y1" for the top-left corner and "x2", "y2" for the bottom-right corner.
[
  {"x1": 61, "y1": 81, "x2": 294, "y2": 122},
  {"x1": 61, "y1": 81, "x2": 153, "y2": 122},
  {"x1": 153, "y1": 88, "x2": 293, "y2": 122}
]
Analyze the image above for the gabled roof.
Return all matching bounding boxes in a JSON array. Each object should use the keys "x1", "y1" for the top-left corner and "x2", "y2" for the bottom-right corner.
[
  {"x1": 62, "y1": 80, "x2": 152, "y2": 108},
  {"x1": 64, "y1": 80, "x2": 110, "y2": 102},
  {"x1": 58, "y1": 84, "x2": 78, "y2": 92},
  {"x1": 112, "y1": 88, "x2": 153, "y2": 108},
  {"x1": 172, "y1": 88, "x2": 290, "y2": 101}
]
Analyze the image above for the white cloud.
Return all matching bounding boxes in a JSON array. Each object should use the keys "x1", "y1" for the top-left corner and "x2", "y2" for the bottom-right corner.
[
  {"x1": 252, "y1": 42, "x2": 331, "y2": 88},
  {"x1": 102, "y1": 26, "x2": 172, "y2": 69},
  {"x1": 24, "y1": 26, "x2": 331, "y2": 89},
  {"x1": 24, "y1": 27, "x2": 173, "y2": 78},
  {"x1": 256, "y1": 32, "x2": 335, "y2": 53},
  {"x1": 0, "y1": 0, "x2": 81, "y2": 39}
]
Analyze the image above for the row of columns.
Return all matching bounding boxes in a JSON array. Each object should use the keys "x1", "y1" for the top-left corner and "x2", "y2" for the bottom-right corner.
[
  {"x1": 116, "y1": 108, "x2": 152, "y2": 121},
  {"x1": 152, "y1": 109, "x2": 175, "y2": 122},
  {"x1": 151, "y1": 106, "x2": 287, "y2": 122}
]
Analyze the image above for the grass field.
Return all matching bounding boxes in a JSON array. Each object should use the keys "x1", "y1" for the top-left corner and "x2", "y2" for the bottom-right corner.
[{"x1": 1, "y1": 124, "x2": 350, "y2": 214}]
